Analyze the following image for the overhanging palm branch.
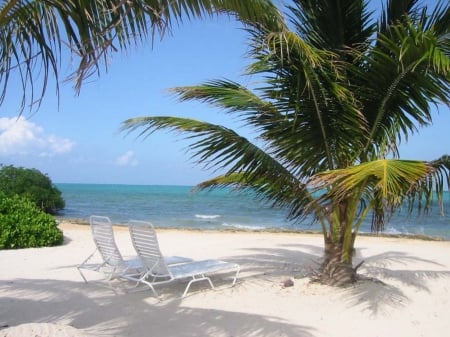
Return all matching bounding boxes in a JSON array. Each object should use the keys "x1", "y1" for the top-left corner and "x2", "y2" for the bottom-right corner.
[
  {"x1": 0, "y1": 1, "x2": 59, "y2": 110},
  {"x1": 122, "y1": 115, "x2": 325, "y2": 226},
  {"x1": 0, "y1": 0, "x2": 284, "y2": 111}
]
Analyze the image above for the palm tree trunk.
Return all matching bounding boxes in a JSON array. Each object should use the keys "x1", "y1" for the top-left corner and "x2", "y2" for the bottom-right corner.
[{"x1": 320, "y1": 235, "x2": 357, "y2": 286}]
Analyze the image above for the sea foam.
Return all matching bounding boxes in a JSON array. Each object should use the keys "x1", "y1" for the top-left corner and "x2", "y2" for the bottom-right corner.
[
  {"x1": 195, "y1": 214, "x2": 221, "y2": 220},
  {"x1": 222, "y1": 222, "x2": 268, "y2": 230}
]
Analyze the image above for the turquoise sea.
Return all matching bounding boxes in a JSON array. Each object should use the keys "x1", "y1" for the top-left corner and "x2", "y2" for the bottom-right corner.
[{"x1": 55, "y1": 183, "x2": 450, "y2": 240}]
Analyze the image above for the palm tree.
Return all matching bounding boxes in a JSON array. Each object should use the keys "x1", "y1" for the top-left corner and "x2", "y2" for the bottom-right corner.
[
  {"x1": 123, "y1": 0, "x2": 450, "y2": 286},
  {"x1": 0, "y1": 0, "x2": 282, "y2": 112}
]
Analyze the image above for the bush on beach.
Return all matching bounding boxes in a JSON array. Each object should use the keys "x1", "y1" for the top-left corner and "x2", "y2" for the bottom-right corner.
[
  {"x1": 0, "y1": 164, "x2": 65, "y2": 215},
  {"x1": 0, "y1": 193, "x2": 63, "y2": 249}
]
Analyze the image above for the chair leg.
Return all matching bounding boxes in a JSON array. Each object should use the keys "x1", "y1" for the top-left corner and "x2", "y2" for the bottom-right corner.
[
  {"x1": 77, "y1": 249, "x2": 98, "y2": 283},
  {"x1": 145, "y1": 282, "x2": 160, "y2": 298},
  {"x1": 182, "y1": 276, "x2": 214, "y2": 298},
  {"x1": 231, "y1": 266, "x2": 240, "y2": 286},
  {"x1": 77, "y1": 267, "x2": 89, "y2": 283}
]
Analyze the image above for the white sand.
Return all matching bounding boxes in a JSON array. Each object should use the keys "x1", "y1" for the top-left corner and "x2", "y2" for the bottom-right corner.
[{"x1": 0, "y1": 222, "x2": 449, "y2": 337}]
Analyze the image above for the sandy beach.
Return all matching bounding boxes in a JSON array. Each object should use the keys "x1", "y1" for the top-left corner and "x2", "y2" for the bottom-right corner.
[{"x1": 1, "y1": 221, "x2": 449, "y2": 337}]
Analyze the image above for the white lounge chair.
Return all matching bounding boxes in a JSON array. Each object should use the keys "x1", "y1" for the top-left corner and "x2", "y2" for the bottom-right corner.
[
  {"x1": 125, "y1": 220, "x2": 240, "y2": 298},
  {"x1": 77, "y1": 216, "x2": 191, "y2": 283}
]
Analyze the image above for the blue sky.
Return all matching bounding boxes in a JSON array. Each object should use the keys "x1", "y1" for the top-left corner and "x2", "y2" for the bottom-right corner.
[{"x1": 0, "y1": 1, "x2": 448, "y2": 186}]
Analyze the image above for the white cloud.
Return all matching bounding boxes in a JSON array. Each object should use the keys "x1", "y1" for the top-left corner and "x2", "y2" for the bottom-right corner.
[
  {"x1": 115, "y1": 150, "x2": 138, "y2": 167},
  {"x1": 0, "y1": 117, "x2": 74, "y2": 156}
]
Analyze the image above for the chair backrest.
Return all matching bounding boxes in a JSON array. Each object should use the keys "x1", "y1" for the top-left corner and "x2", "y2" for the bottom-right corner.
[
  {"x1": 128, "y1": 220, "x2": 171, "y2": 277},
  {"x1": 89, "y1": 215, "x2": 124, "y2": 268}
]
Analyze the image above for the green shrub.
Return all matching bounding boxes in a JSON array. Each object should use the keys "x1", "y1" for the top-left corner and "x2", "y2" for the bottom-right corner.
[
  {"x1": 0, "y1": 193, "x2": 63, "y2": 249},
  {"x1": 0, "y1": 164, "x2": 65, "y2": 214}
]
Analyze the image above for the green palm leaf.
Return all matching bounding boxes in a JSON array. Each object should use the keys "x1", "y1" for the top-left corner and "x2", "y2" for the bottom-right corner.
[
  {"x1": 311, "y1": 159, "x2": 433, "y2": 201},
  {"x1": 357, "y1": 4, "x2": 450, "y2": 157},
  {"x1": 0, "y1": 0, "x2": 283, "y2": 111},
  {"x1": 122, "y1": 115, "x2": 321, "y2": 224}
]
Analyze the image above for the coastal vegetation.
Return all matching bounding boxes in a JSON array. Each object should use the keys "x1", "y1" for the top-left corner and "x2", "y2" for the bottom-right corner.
[
  {"x1": 0, "y1": 164, "x2": 65, "y2": 214},
  {"x1": 0, "y1": 165, "x2": 64, "y2": 249},
  {"x1": 0, "y1": 192, "x2": 63, "y2": 249},
  {"x1": 123, "y1": 0, "x2": 450, "y2": 286}
]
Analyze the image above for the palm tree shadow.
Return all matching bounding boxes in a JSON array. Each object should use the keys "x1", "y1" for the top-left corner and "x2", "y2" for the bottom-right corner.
[
  {"x1": 359, "y1": 250, "x2": 447, "y2": 287},
  {"x1": 231, "y1": 243, "x2": 450, "y2": 316},
  {"x1": 230, "y1": 243, "x2": 323, "y2": 276},
  {"x1": 0, "y1": 278, "x2": 315, "y2": 337},
  {"x1": 342, "y1": 249, "x2": 450, "y2": 314}
]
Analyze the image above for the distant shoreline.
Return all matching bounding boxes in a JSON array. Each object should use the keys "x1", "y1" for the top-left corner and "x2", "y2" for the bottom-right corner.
[
  {"x1": 55, "y1": 184, "x2": 450, "y2": 240},
  {"x1": 56, "y1": 218, "x2": 447, "y2": 241}
]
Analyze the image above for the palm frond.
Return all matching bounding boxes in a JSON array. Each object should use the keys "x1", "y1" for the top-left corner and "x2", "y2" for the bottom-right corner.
[
  {"x1": 379, "y1": 0, "x2": 420, "y2": 34},
  {"x1": 170, "y1": 80, "x2": 276, "y2": 116},
  {"x1": 0, "y1": 0, "x2": 284, "y2": 112},
  {"x1": 0, "y1": 1, "x2": 60, "y2": 110},
  {"x1": 309, "y1": 159, "x2": 443, "y2": 231},
  {"x1": 427, "y1": 155, "x2": 450, "y2": 214},
  {"x1": 196, "y1": 172, "x2": 323, "y2": 228},
  {"x1": 122, "y1": 115, "x2": 322, "y2": 223},
  {"x1": 122, "y1": 115, "x2": 276, "y2": 175},
  {"x1": 311, "y1": 159, "x2": 433, "y2": 201},
  {"x1": 289, "y1": 0, "x2": 375, "y2": 55},
  {"x1": 247, "y1": 30, "x2": 368, "y2": 173},
  {"x1": 358, "y1": 11, "x2": 450, "y2": 158}
]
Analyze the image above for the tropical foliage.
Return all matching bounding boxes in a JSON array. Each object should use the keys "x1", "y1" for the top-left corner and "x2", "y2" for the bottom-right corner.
[
  {"x1": 0, "y1": 0, "x2": 282, "y2": 112},
  {"x1": 0, "y1": 192, "x2": 63, "y2": 249},
  {"x1": 0, "y1": 164, "x2": 65, "y2": 214},
  {"x1": 123, "y1": 0, "x2": 450, "y2": 285}
]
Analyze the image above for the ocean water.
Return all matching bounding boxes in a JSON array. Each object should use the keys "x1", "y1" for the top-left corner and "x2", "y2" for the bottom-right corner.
[{"x1": 55, "y1": 183, "x2": 450, "y2": 240}]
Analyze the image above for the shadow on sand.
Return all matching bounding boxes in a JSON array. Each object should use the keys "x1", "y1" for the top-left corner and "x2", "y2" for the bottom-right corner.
[
  {"x1": 229, "y1": 242, "x2": 450, "y2": 315},
  {"x1": 0, "y1": 277, "x2": 314, "y2": 337},
  {"x1": 1, "y1": 240, "x2": 449, "y2": 336}
]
